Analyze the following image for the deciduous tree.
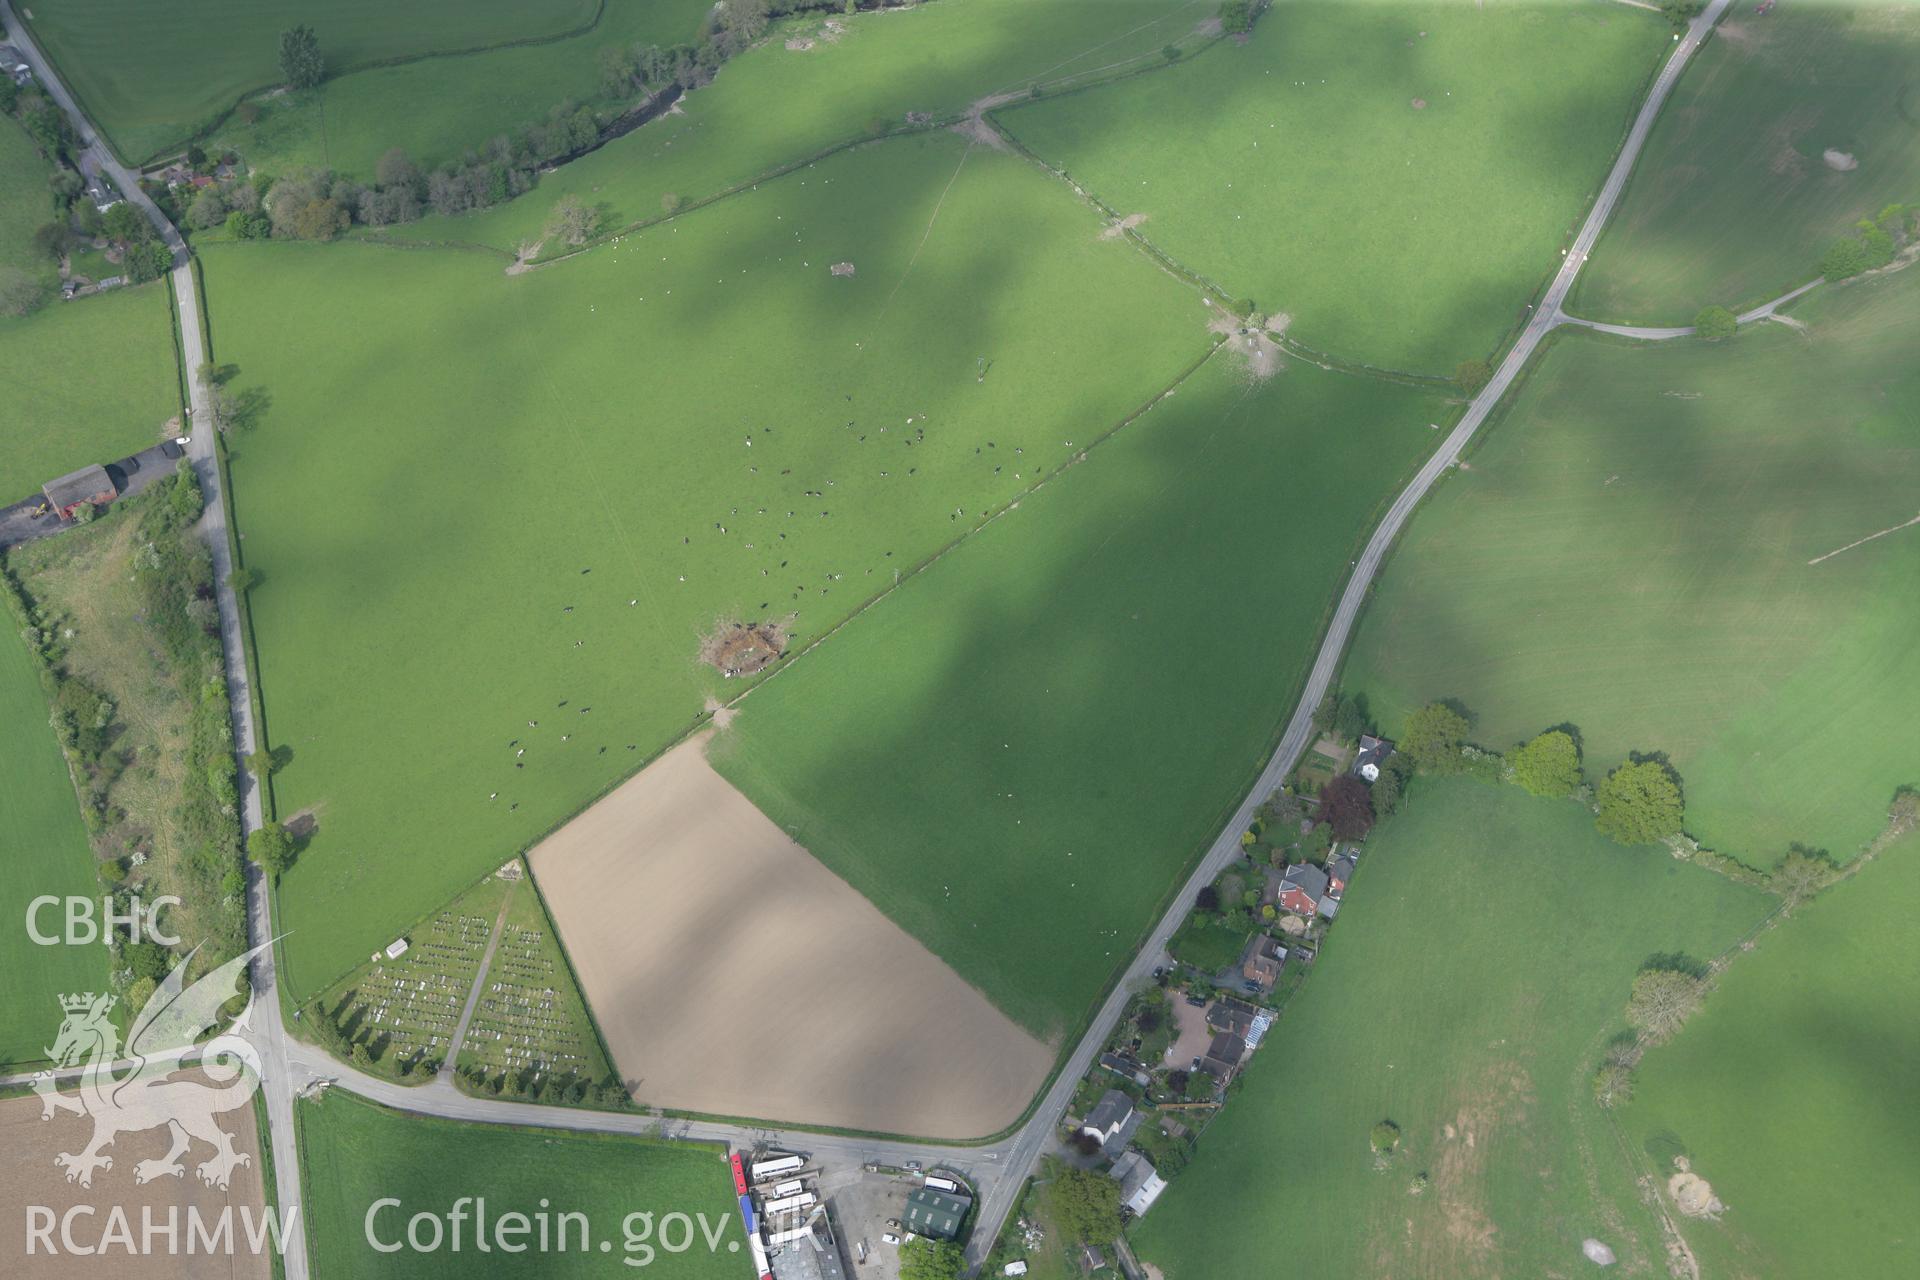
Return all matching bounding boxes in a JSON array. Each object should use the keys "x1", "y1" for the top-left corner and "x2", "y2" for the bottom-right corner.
[
  {"x1": 1454, "y1": 357, "x2": 1491, "y2": 394},
  {"x1": 1318, "y1": 774, "x2": 1375, "y2": 840},
  {"x1": 248, "y1": 822, "x2": 295, "y2": 875},
  {"x1": 546, "y1": 193, "x2": 596, "y2": 247},
  {"x1": 1511, "y1": 729, "x2": 1582, "y2": 797},
  {"x1": 899, "y1": 1238, "x2": 963, "y2": 1280},
  {"x1": 1772, "y1": 845, "x2": 1838, "y2": 912},
  {"x1": 1399, "y1": 702, "x2": 1470, "y2": 774},
  {"x1": 1595, "y1": 759, "x2": 1683, "y2": 845},
  {"x1": 1043, "y1": 1164, "x2": 1122, "y2": 1244},
  {"x1": 1625, "y1": 966, "x2": 1706, "y2": 1045},
  {"x1": 279, "y1": 25, "x2": 325, "y2": 91},
  {"x1": 1693, "y1": 305, "x2": 1736, "y2": 340}
]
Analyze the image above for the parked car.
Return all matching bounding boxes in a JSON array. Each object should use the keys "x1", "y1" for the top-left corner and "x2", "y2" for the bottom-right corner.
[
  {"x1": 885, "y1": 1219, "x2": 903, "y2": 1231},
  {"x1": 881, "y1": 1233, "x2": 901, "y2": 1246},
  {"x1": 903, "y1": 1160, "x2": 921, "y2": 1171}
]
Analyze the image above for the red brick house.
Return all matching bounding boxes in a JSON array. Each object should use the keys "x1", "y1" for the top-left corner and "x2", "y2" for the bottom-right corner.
[{"x1": 1277, "y1": 862, "x2": 1329, "y2": 917}]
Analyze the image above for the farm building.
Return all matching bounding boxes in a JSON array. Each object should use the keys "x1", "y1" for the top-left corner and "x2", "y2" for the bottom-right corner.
[
  {"x1": 1111, "y1": 1151, "x2": 1167, "y2": 1218},
  {"x1": 1277, "y1": 863, "x2": 1330, "y2": 917},
  {"x1": 1353, "y1": 734, "x2": 1395, "y2": 782},
  {"x1": 903, "y1": 1186, "x2": 969, "y2": 1241},
  {"x1": 42, "y1": 464, "x2": 116, "y2": 520}
]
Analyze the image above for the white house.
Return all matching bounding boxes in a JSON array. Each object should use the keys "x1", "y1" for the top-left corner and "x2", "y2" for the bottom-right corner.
[{"x1": 1078, "y1": 1090, "x2": 1134, "y2": 1147}]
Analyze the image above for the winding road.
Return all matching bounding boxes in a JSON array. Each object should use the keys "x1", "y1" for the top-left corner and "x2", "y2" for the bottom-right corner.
[{"x1": 0, "y1": 0, "x2": 1737, "y2": 1275}]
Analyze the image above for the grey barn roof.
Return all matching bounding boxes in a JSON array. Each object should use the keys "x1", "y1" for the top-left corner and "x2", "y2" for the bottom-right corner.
[{"x1": 43, "y1": 464, "x2": 114, "y2": 509}]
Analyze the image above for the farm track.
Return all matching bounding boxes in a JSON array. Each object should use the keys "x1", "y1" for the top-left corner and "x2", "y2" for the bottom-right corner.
[{"x1": 0, "y1": 0, "x2": 1741, "y2": 1275}]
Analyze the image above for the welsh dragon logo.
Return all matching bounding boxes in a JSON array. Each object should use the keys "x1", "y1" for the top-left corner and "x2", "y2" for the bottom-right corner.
[{"x1": 31, "y1": 942, "x2": 270, "y2": 1190}]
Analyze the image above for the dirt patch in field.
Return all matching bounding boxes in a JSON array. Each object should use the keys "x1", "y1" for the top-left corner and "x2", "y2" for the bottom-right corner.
[
  {"x1": 699, "y1": 618, "x2": 788, "y2": 678},
  {"x1": 1209, "y1": 308, "x2": 1284, "y2": 381},
  {"x1": 955, "y1": 90, "x2": 1021, "y2": 151},
  {"x1": 507, "y1": 239, "x2": 544, "y2": 275},
  {"x1": 1099, "y1": 212, "x2": 1149, "y2": 241},
  {"x1": 1822, "y1": 148, "x2": 1859, "y2": 171},
  {"x1": 530, "y1": 733, "x2": 1054, "y2": 1136},
  {"x1": 1667, "y1": 1158, "x2": 1725, "y2": 1218},
  {"x1": 1412, "y1": 97, "x2": 1428, "y2": 110},
  {"x1": 0, "y1": 1075, "x2": 271, "y2": 1278}
]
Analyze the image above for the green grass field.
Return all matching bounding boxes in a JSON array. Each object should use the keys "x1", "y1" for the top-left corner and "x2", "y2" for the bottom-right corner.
[
  {"x1": 1623, "y1": 831, "x2": 1920, "y2": 1280},
  {"x1": 996, "y1": 0, "x2": 1668, "y2": 373},
  {"x1": 1577, "y1": 2, "x2": 1920, "y2": 326},
  {"x1": 1346, "y1": 268, "x2": 1920, "y2": 864},
  {"x1": 0, "y1": 281, "x2": 179, "y2": 500},
  {"x1": 1131, "y1": 778, "x2": 1772, "y2": 1280},
  {"x1": 297, "y1": 1090, "x2": 740, "y2": 1277},
  {"x1": 19, "y1": 0, "x2": 602, "y2": 163},
  {"x1": 384, "y1": 0, "x2": 1211, "y2": 253},
  {"x1": 1168, "y1": 915, "x2": 1248, "y2": 975},
  {"x1": 208, "y1": 0, "x2": 716, "y2": 178},
  {"x1": 710, "y1": 351, "x2": 1451, "y2": 1038},
  {"x1": 0, "y1": 115, "x2": 59, "y2": 289},
  {"x1": 202, "y1": 131, "x2": 1208, "y2": 1004},
  {"x1": 0, "y1": 625, "x2": 111, "y2": 1069}
]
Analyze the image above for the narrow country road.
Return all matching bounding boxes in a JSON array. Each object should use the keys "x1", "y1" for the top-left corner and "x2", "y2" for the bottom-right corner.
[
  {"x1": 1, "y1": 0, "x2": 1735, "y2": 1275},
  {"x1": 961, "y1": 0, "x2": 1736, "y2": 1264},
  {"x1": 1561, "y1": 276, "x2": 1825, "y2": 339},
  {"x1": 0, "y1": 6, "x2": 307, "y2": 1276}
]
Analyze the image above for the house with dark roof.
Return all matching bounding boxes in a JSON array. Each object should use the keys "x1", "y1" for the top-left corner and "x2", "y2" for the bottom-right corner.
[
  {"x1": 1240, "y1": 935, "x2": 1287, "y2": 991},
  {"x1": 1206, "y1": 997, "x2": 1256, "y2": 1038},
  {"x1": 1277, "y1": 862, "x2": 1329, "y2": 917},
  {"x1": 1328, "y1": 851, "x2": 1358, "y2": 899},
  {"x1": 1354, "y1": 734, "x2": 1395, "y2": 783},
  {"x1": 1098, "y1": 1052, "x2": 1150, "y2": 1088},
  {"x1": 1198, "y1": 1031, "x2": 1245, "y2": 1083},
  {"x1": 43, "y1": 464, "x2": 115, "y2": 520}
]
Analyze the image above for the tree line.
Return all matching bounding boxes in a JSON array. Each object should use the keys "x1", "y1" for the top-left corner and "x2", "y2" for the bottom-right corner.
[{"x1": 190, "y1": 2, "x2": 919, "y2": 245}]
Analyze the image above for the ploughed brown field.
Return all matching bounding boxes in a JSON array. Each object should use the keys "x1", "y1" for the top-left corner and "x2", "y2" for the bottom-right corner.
[
  {"x1": 532, "y1": 733, "x2": 1054, "y2": 1137},
  {"x1": 0, "y1": 1073, "x2": 272, "y2": 1278}
]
